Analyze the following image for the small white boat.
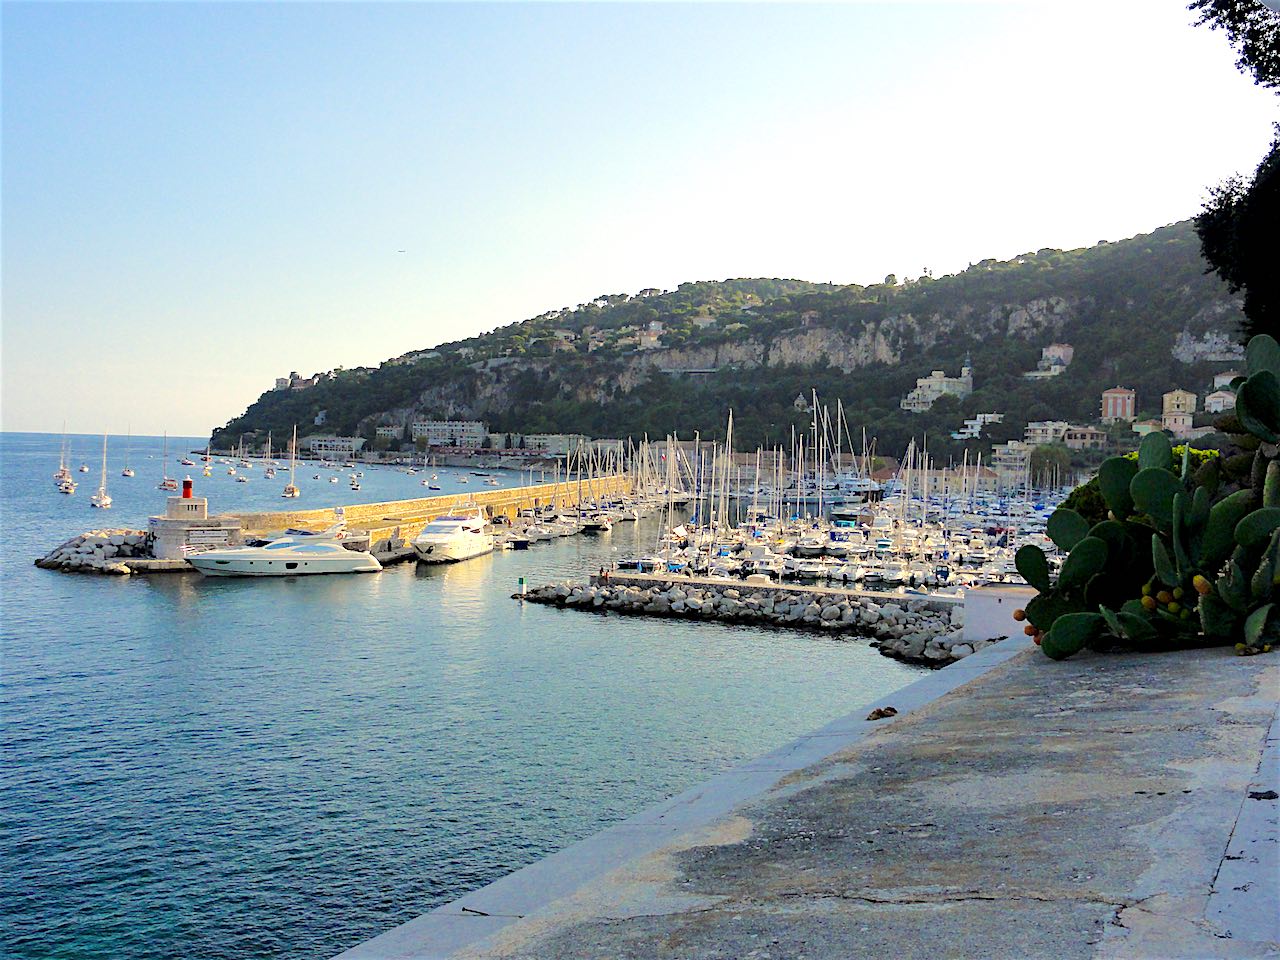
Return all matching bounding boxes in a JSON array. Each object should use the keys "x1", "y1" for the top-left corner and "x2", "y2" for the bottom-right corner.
[
  {"x1": 121, "y1": 427, "x2": 135, "y2": 477},
  {"x1": 582, "y1": 513, "x2": 613, "y2": 532},
  {"x1": 58, "y1": 478, "x2": 77, "y2": 495},
  {"x1": 236, "y1": 475, "x2": 250, "y2": 483},
  {"x1": 189, "y1": 526, "x2": 381, "y2": 577},
  {"x1": 78, "y1": 463, "x2": 90, "y2": 473}
]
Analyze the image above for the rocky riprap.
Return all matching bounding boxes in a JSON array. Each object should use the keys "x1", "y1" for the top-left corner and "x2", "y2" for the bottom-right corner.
[
  {"x1": 35, "y1": 529, "x2": 154, "y2": 575},
  {"x1": 520, "y1": 580, "x2": 1001, "y2": 667}
]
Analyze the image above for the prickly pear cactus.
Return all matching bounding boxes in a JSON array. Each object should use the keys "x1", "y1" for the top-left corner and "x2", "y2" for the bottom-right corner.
[
  {"x1": 1198, "y1": 335, "x2": 1280, "y2": 656},
  {"x1": 1017, "y1": 341, "x2": 1280, "y2": 660}
]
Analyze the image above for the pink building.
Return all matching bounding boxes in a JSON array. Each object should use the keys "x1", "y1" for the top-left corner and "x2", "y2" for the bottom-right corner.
[{"x1": 1101, "y1": 387, "x2": 1136, "y2": 423}]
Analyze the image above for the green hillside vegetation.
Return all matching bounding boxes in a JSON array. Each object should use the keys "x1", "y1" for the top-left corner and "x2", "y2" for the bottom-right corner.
[{"x1": 213, "y1": 220, "x2": 1244, "y2": 462}]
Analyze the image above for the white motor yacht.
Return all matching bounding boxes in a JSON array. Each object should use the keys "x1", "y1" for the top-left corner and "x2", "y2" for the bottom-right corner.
[
  {"x1": 412, "y1": 510, "x2": 493, "y2": 563},
  {"x1": 188, "y1": 526, "x2": 381, "y2": 577}
]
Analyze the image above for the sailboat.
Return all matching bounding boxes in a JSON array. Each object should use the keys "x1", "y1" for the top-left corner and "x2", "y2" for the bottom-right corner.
[
  {"x1": 121, "y1": 425, "x2": 135, "y2": 477},
  {"x1": 90, "y1": 435, "x2": 112, "y2": 509},
  {"x1": 54, "y1": 426, "x2": 73, "y2": 486},
  {"x1": 264, "y1": 432, "x2": 277, "y2": 478},
  {"x1": 282, "y1": 426, "x2": 300, "y2": 498},
  {"x1": 158, "y1": 432, "x2": 179, "y2": 491}
]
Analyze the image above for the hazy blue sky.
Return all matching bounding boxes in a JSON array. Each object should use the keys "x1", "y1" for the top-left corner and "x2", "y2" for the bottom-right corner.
[{"x1": 3, "y1": 1, "x2": 1275, "y2": 436}]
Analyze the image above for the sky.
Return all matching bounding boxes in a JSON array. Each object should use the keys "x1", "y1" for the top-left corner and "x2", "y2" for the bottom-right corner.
[{"x1": 2, "y1": 1, "x2": 1276, "y2": 437}]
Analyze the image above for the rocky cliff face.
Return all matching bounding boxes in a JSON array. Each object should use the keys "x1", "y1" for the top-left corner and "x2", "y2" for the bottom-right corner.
[{"x1": 368, "y1": 295, "x2": 1084, "y2": 423}]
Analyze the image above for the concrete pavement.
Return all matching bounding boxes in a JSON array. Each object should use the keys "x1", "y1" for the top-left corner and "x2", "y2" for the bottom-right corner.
[{"x1": 337, "y1": 637, "x2": 1278, "y2": 959}]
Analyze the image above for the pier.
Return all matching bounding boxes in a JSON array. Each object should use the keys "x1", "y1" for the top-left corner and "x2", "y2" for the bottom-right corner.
[{"x1": 220, "y1": 475, "x2": 634, "y2": 565}]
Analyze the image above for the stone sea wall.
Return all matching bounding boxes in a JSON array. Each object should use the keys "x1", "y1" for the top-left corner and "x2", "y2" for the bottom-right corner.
[
  {"x1": 35, "y1": 529, "x2": 154, "y2": 575},
  {"x1": 520, "y1": 580, "x2": 1000, "y2": 667}
]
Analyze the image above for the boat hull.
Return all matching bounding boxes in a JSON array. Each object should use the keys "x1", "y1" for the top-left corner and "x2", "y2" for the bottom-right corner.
[
  {"x1": 413, "y1": 541, "x2": 494, "y2": 563},
  {"x1": 189, "y1": 557, "x2": 381, "y2": 576}
]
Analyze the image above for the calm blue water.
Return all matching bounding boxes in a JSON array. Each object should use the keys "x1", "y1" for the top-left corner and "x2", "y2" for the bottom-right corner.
[{"x1": 1, "y1": 431, "x2": 921, "y2": 960}]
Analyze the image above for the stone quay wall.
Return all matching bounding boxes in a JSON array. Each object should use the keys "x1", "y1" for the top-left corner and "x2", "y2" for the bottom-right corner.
[{"x1": 226, "y1": 475, "x2": 634, "y2": 546}]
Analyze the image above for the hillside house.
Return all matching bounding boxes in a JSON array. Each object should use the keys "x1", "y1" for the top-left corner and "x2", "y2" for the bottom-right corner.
[
  {"x1": 900, "y1": 361, "x2": 973, "y2": 412},
  {"x1": 1101, "y1": 387, "x2": 1137, "y2": 423},
  {"x1": 1063, "y1": 425, "x2": 1108, "y2": 450},
  {"x1": 1205, "y1": 390, "x2": 1237, "y2": 414}
]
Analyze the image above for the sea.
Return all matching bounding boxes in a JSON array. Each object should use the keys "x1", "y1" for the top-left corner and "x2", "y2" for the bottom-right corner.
[{"x1": 0, "y1": 431, "x2": 922, "y2": 960}]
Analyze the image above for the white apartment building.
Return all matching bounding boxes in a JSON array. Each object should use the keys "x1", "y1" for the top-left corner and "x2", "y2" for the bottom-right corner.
[
  {"x1": 992, "y1": 440, "x2": 1032, "y2": 489},
  {"x1": 410, "y1": 420, "x2": 488, "y2": 447},
  {"x1": 951, "y1": 412, "x2": 1003, "y2": 440},
  {"x1": 302, "y1": 436, "x2": 366, "y2": 458},
  {"x1": 1024, "y1": 420, "x2": 1072, "y2": 445}
]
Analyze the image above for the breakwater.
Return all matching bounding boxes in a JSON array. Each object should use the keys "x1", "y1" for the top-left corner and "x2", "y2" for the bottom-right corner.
[
  {"x1": 227, "y1": 475, "x2": 633, "y2": 546},
  {"x1": 519, "y1": 574, "x2": 993, "y2": 666},
  {"x1": 35, "y1": 528, "x2": 155, "y2": 574}
]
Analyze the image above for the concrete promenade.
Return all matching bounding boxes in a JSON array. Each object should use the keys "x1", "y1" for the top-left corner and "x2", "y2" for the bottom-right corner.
[{"x1": 336, "y1": 638, "x2": 1278, "y2": 959}]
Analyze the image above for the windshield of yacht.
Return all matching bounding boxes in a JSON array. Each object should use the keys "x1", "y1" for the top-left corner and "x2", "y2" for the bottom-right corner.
[{"x1": 421, "y1": 521, "x2": 463, "y2": 534}]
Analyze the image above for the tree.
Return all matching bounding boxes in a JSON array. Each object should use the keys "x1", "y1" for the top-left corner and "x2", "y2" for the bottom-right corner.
[
  {"x1": 1030, "y1": 444, "x2": 1070, "y2": 484},
  {"x1": 1195, "y1": 131, "x2": 1279, "y2": 340},
  {"x1": 1189, "y1": 0, "x2": 1280, "y2": 89},
  {"x1": 1190, "y1": 1, "x2": 1279, "y2": 340}
]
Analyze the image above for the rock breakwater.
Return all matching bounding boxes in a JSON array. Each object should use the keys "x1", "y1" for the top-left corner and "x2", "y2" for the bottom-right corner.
[
  {"x1": 520, "y1": 579, "x2": 1000, "y2": 667},
  {"x1": 35, "y1": 529, "x2": 154, "y2": 575}
]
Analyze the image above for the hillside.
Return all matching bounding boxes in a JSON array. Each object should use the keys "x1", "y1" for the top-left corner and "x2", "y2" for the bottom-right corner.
[{"x1": 212, "y1": 220, "x2": 1247, "y2": 459}]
